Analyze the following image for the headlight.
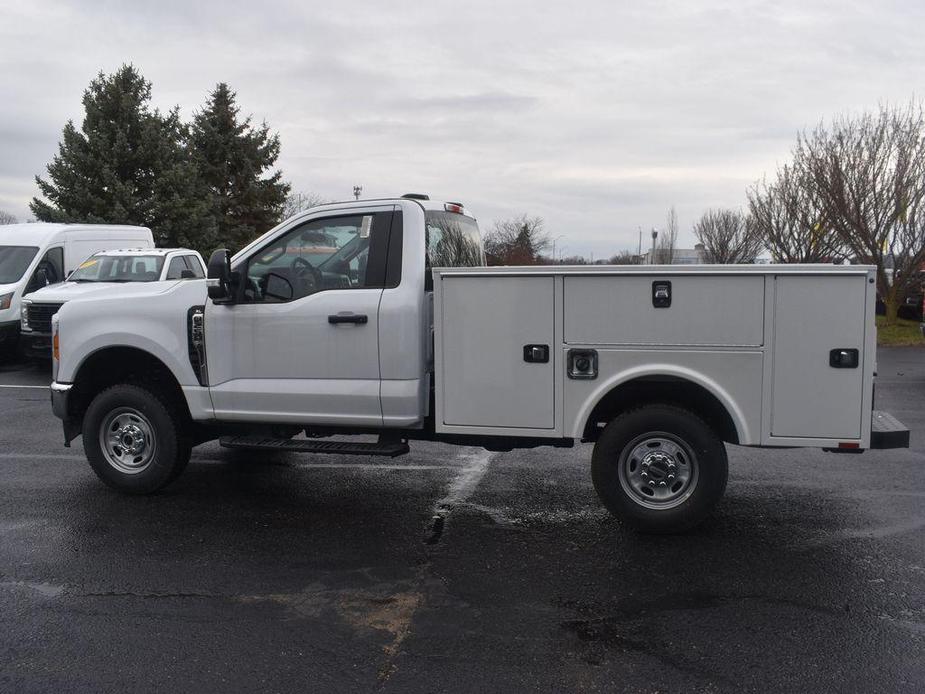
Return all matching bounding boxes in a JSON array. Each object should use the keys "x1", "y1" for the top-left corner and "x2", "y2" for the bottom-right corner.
[
  {"x1": 0, "y1": 292, "x2": 13, "y2": 311},
  {"x1": 20, "y1": 300, "x2": 30, "y2": 331}
]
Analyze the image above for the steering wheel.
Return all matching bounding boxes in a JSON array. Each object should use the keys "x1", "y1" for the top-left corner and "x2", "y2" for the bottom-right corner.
[{"x1": 290, "y1": 256, "x2": 323, "y2": 295}]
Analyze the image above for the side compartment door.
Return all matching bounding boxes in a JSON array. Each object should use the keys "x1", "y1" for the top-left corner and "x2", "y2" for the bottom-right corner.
[
  {"x1": 205, "y1": 207, "x2": 397, "y2": 426},
  {"x1": 439, "y1": 275, "x2": 555, "y2": 429},
  {"x1": 771, "y1": 275, "x2": 867, "y2": 439}
]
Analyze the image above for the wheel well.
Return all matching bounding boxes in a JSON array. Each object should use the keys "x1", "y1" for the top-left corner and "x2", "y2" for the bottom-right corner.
[
  {"x1": 67, "y1": 347, "x2": 190, "y2": 426},
  {"x1": 582, "y1": 377, "x2": 740, "y2": 444}
]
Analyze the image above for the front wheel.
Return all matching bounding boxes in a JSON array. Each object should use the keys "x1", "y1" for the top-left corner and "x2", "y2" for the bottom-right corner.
[
  {"x1": 83, "y1": 384, "x2": 190, "y2": 494},
  {"x1": 591, "y1": 405, "x2": 728, "y2": 533}
]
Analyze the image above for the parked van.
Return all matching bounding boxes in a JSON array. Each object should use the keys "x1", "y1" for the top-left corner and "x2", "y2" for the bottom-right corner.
[{"x1": 0, "y1": 223, "x2": 153, "y2": 357}]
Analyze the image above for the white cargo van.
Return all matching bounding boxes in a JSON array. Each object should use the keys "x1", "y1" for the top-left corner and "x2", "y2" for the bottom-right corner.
[
  {"x1": 0, "y1": 223, "x2": 153, "y2": 356},
  {"x1": 46, "y1": 197, "x2": 910, "y2": 533}
]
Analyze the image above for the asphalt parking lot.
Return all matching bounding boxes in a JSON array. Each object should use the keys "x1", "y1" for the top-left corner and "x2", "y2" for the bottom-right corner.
[{"x1": 0, "y1": 349, "x2": 923, "y2": 693}]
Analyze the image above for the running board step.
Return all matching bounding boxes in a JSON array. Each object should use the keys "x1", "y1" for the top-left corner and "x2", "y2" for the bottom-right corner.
[{"x1": 219, "y1": 436, "x2": 410, "y2": 458}]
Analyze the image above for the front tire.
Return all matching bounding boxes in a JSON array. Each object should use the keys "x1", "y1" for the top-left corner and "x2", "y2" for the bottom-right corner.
[
  {"x1": 592, "y1": 405, "x2": 728, "y2": 533},
  {"x1": 83, "y1": 384, "x2": 190, "y2": 494}
]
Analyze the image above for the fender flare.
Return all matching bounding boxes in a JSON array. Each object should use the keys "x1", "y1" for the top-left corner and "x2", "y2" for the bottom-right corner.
[{"x1": 572, "y1": 363, "x2": 751, "y2": 443}]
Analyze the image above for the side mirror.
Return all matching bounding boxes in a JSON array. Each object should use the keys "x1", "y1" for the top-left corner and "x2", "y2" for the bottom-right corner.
[
  {"x1": 264, "y1": 272, "x2": 294, "y2": 301},
  {"x1": 207, "y1": 249, "x2": 233, "y2": 302}
]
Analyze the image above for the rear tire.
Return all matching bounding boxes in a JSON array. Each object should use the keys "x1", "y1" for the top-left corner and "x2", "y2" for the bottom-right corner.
[
  {"x1": 83, "y1": 384, "x2": 190, "y2": 494},
  {"x1": 591, "y1": 404, "x2": 728, "y2": 533}
]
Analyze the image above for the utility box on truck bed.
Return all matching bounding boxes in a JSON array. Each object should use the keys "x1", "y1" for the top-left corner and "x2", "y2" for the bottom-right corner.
[{"x1": 433, "y1": 265, "x2": 877, "y2": 449}]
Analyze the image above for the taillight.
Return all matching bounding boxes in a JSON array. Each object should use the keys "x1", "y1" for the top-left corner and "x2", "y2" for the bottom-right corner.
[{"x1": 444, "y1": 202, "x2": 467, "y2": 215}]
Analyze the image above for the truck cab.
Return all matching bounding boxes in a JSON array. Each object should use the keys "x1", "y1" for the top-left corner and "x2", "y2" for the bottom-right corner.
[
  {"x1": 202, "y1": 196, "x2": 481, "y2": 427},
  {"x1": 21, "y1": 248, "x2": 205, "y2": 358}
]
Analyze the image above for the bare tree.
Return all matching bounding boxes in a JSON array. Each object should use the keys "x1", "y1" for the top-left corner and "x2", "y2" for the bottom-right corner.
[
  {"x1": 693, "y1": 208, "x2": 762, "y2": 264},
  {"x1": 609, "y1": 250, "x2": 639, "y2": 264},
  {"x1": 748, "y1": 164, "x2": 844, "y2": 263},
  {"x1": 0, "y1": 209, "x2": 16, "y2": 225},
  {"x1": 280, "y1": 191, "x2": 331, "y2": 220},
  {"x1": 796, "y1": 102, "x2": 925, "y2": 323},
  {"x1": 483, "y1": 214, "x2": 549, "y2": 265},
  {"x1": 654, "y1": 206, "x2": 678, "y2": 264}
]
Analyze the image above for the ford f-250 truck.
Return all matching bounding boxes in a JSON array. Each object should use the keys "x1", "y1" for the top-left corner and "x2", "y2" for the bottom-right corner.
[{"x1": 48, "y1": 195, "x2": 910, "y2": 532}]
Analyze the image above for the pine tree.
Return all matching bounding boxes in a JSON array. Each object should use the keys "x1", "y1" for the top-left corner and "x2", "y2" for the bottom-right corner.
[
  {"x1": 190, "y1": 83, "x2": 290, "y2": 252},
  {"x1": 31, "y1": 65, "x2": 217, "y2": 251}
]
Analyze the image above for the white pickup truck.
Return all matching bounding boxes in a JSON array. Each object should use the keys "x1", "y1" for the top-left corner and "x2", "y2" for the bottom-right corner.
[{"x1": 49, "y1": 195, "x2": 909, "y2": 532}]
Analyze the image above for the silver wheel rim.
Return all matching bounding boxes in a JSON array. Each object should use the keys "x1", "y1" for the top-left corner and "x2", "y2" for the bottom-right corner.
[
  {"x1": 618, "y1": 432, "x2": 699, "y2": 510},
  {"x1": 99, "y1": 407, "x2": 157, "y2": 474}
]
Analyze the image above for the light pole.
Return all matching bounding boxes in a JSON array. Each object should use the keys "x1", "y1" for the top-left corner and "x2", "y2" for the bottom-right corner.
[
  {"x1": 551, "y1": 235, "x2": 565, "y2": 263},
  {"x1": 353, "y1": 185, "x2": 362, "y2": 200},
  {"x1": 651, "y1": 228, "x2": 658, "y2": 264}
]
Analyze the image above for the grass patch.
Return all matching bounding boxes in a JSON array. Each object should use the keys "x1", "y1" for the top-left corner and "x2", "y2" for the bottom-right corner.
[{"x1": 876, "y1": 315, "x2": 924, "y2": 346}]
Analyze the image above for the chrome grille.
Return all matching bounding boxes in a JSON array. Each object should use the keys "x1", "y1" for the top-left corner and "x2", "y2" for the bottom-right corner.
[{"x1": 26, "y1": 302, "x2": 63, "y2": 334}]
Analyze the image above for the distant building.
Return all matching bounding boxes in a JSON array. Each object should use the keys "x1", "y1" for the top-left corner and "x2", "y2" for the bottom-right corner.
[{"x1": 642, "y1": 244, "x2": 706, "y2": 265}]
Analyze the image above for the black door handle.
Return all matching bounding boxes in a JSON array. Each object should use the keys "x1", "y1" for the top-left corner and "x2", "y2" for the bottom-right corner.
[
  {"x1": 328, "y1": 314, "x2": 368, "y2": 325},
  {"x1": 523, "y1": 344, "x2": 550, "y2": 363}
]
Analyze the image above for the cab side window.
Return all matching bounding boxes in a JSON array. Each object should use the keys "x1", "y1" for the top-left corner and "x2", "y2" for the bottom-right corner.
[
  {"x1": 165, "y1": 256, "x2": 188, "y2": 280},
  {"x1": 183, "y1": 255, "x2": 205, "y2": 278},
  {"x1": 27, "y1": 246, "x2": 64, "y2": 291},
  {"x1": 244, "y1": 213, "x2": 392, "y2": 303}
]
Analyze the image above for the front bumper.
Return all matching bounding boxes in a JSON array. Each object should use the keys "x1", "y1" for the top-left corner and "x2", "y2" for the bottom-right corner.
[
  {"x1": 0, "y1": 319, "x2": 19, "y2": 346},
  {"x1": 870, "y1": 410, "x2": 910, "y2": 449},
  {"x1": 50, "y1": 381, "x2": 72, "y2": 420},
  {"x1": 51, "y1": 381, "x2": 81, "y2": 446},
  {"x1": 20, "y1": 331, "x2": 52, "y2": 359}
]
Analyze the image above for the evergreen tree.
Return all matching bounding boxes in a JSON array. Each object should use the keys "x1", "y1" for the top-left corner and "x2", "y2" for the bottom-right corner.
[
  {"x1": 30, "y1": 65, "x2": 216, "y2": 251},
  {"x1": 190, "y1": 83, "x2": 290, "y2": 251}
]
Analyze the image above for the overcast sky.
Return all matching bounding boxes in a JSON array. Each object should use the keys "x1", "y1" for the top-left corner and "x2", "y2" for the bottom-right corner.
[{"x1": 1, "y1": 0, "x2": 923, "y2": 257}]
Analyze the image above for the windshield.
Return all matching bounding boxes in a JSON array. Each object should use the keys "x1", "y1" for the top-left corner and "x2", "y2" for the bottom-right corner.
[
  {"x1": 0, "y1": 246, "x2": 39, "y2": 284},
  {"x1": 69, "y1": 254, "x2": 166, "y2": 282},
  {"x1": 425, "y1": 212, "x2": 484, "y2": 268}
]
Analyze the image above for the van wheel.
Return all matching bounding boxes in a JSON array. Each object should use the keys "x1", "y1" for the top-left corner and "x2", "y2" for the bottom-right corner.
[
  {"x1": 83, "y1": 384, "x2": 190, "y2": 494},
  {"x1": 591, "y1": 405, "x2": 728, "y2": 533}
]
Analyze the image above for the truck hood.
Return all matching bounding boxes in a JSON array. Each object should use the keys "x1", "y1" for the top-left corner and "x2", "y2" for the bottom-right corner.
[{"x1": 24, "y1": 280, "x2": 185, "y2": 303}]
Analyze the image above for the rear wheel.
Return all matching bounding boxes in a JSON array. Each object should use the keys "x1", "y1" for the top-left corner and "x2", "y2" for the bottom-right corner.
[
  {"x1": 592, "y1": 404, "x2": 728, "y2": 533},
  {"x1": 83, "y1": 384, "x2": 190, "y2": 494}
]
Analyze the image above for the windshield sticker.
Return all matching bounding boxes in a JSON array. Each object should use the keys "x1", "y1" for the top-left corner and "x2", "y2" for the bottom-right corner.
[{"x1": 359, "y1": 216, "x2": 372, "y2": 239}]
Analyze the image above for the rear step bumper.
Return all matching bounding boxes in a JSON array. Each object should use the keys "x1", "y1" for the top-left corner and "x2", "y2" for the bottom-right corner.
[
  {"x1": 220, "y1": 435, "x2": 410, "y2": 458},
  {"x1": 870, "y1": 410, "x2": 911, "y2": 449}
]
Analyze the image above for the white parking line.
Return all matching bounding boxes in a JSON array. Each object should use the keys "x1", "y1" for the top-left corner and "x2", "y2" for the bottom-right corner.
[
  {"x1": 434, "y1": 449, "x2": 494, "y2": 514},
  {"x1": 0, "y1": 451, "x2": 457, "y2": 472},
  {"x1": 0, "y1": 453, "x2": 82, "y2": 460},
  {"x1": 293, "y1": 463, "x2": 456, "y2": 471},
  {"x1": 0, "y1": 384, "x2": 48, "y2": 389}
]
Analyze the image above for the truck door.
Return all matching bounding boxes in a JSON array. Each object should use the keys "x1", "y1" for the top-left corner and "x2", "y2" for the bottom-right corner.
[{"x1": 204, "y1": 206, "x2": 398, "y2": 426}]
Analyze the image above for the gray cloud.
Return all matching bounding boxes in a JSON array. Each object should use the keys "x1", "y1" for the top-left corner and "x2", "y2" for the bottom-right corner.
[{"x1": 1, "y1": 0, "x2": 924, "y2": 255}]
